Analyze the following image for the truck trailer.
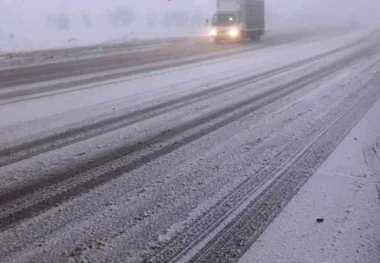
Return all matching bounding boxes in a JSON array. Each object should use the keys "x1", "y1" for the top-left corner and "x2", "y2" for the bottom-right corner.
[{"x1": 210, "y1": 0, "x2": 265, "y2": 43}]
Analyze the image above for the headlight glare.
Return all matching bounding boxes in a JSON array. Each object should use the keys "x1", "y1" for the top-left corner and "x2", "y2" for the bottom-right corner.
[
  {"x1": 209, "y1": 28, "x2": 218, "y2": 37},
  {"x1": 228, "y1": 28, "x2": 240, "y2": 38}
]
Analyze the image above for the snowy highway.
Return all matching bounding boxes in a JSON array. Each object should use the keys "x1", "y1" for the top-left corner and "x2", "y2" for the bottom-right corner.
[{"x1": 1, "y1": 29, "x2": 380, "y2": 263}]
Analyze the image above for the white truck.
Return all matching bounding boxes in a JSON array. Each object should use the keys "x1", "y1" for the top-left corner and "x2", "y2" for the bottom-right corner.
[{"x1": 210, "y1": 0, "x2": 265, "y2": 43}]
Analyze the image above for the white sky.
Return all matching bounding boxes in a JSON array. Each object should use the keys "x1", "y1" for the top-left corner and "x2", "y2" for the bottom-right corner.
[
  {"x1": 0, "y1": 0, "x2": 379, "y2": 51},
  {"x1": 0, "y1": 0, "x2": 378, "y2": 26}
]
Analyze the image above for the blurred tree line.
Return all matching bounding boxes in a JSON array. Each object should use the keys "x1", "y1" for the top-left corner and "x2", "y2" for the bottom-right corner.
[
  {"x1": 46, "y1": 13, "x2": 71, "y2": 31},
  {"x1": 44, "y1": 6, "x2": 207, "y2": 31}
]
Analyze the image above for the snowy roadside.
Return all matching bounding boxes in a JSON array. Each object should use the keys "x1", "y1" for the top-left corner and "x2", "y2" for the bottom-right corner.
[
  {"x1": 0, "y1": 27, "x2": 351, "y2": 71},
  {"x1": 239, "y1": 82, "x2": 380, "y2": 262},
  {"x1": 0, "y1": 30, "x2": 371, "y2": 133},
  {"x1": 0, "y1": 37, "x2": 184, "y2": 71}
]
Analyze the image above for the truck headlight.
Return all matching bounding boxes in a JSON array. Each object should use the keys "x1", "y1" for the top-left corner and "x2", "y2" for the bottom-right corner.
[
  {"x1": 228, "y1": 28, "x2": 240, "y2": 38},
  {"x1": 209, "y1": 28, "x2": 218, "y2": 37}
]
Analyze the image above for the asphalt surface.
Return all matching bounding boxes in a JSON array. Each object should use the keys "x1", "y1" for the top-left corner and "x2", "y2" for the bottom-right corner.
[
  {"x1": 0, "y1": 30, "x2": 341, "y2": 89},
  {"x1": 0, "y1": 29, "x2": 380, "y2": 263}
]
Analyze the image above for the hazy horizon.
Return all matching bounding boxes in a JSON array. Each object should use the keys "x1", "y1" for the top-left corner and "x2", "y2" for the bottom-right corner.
[{"x1": 1, "y1": 0, "x2": 379, "y2": 51}]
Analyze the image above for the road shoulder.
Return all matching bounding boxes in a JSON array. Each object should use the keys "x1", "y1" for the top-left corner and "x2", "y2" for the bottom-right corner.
[{"x1": 239, "y1": 86, "x2": 380, "y2": 263}]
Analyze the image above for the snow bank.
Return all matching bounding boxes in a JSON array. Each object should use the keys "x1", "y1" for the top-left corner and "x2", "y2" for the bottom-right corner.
[{"x1": 239, "y1": 78, "x2": 380, "y2": 263}]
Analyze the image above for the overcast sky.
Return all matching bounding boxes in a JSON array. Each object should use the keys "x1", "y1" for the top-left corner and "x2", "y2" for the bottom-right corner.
[
  {"x1": 0, "y1": 1, "x2": 378, "y2": 14},
  {"x1": 0, "y1": 0, "x2": 379, "y2": 51},
  {"x1": 1, "y1": 0, "x2": 379, "y2": 22}
]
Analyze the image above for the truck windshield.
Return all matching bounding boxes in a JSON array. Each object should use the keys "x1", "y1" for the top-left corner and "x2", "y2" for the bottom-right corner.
[{"x1": 213, "y1": 14, "x2": 238, "y2": 26}]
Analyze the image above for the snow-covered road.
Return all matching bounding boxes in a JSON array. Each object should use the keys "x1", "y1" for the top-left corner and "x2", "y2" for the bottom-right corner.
[
  {"x1": 0, "y1": 29, "x2": 380, "y2": 263},
  {"x1": 239, "y1": 83, "x2": 380, "y2": 263}
]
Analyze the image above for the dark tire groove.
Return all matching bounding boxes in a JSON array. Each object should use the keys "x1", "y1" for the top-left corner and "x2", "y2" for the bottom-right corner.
[
  {"x1": 146, "y1": 64, "x2": 380, "y2": 263},
  {"x1": 0, "y1": 43, "x2": 251, "y2": 91},
  {"x1": 0, "y1": 38, "x2": 214, "y2": 89},
  {"x1": 0, "y1": 33, "x2": 369, "y2": 101},
  {"x1": 0, "y1": 38, "x2": 366, "y2": 168},
  {"x1": 186, "y1": 76, "x2": 380, "y2": 263},
  {"x1": 0, "y1": 44, "x2": 372, "y2": 232}
]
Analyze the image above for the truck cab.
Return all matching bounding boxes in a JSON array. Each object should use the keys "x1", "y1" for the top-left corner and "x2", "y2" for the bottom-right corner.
[
  {"x1": 210, "y1": 0, "x2": 265, "y2": 43},
  {"x1": 210, "y1": 11, "x2": 243, "y2": 41}
]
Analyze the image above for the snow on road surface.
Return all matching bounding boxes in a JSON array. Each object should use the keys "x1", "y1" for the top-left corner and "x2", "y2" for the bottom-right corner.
[
  {"x1": 239, "y1": 89, "x2": 380, "y2": 263},
  {"x1": 0, "y1": 38, "x2": 176, "y2": 71},
  {"x1": 0, "y1": 29, "x2": 380, "y2": 263},
  {"x1": 0, "y1": 29, "x2": 342, "y2": 71},
  {"x1": 0, "y1": 31, "x2": 369, "y2": 129}
]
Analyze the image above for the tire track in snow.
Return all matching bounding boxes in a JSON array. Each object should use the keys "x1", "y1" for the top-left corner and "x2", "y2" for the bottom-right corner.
[
  {"x1": 0, "y1": 31, "x2": 367, "y2": 103},
  {"x1": 147, "y1": 62, "x2": 380, "y2": 263},
  {"x1": 0, "y1": 42, "x2": 375, "y2": 233},
  {"x1": 0, "y1": 38, "x2": 368, "y2": 169}
]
